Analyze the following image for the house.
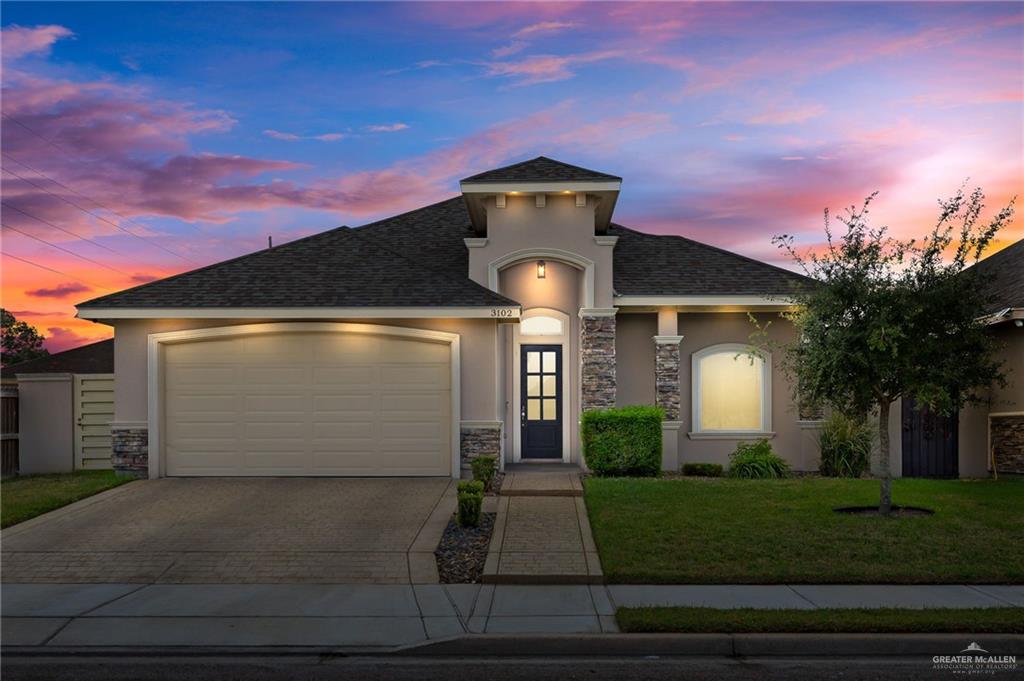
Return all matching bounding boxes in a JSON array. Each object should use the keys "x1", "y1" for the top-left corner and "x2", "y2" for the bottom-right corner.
[
  {"x1": 3, "y1": 339, "x2": 114, "y2": 474},
  {"x1": 885, "y1": 239, "x2": 1024, "y2": 478},
  {"x1": 73, "y1": 157, "x2": 878, "y2": 478}
]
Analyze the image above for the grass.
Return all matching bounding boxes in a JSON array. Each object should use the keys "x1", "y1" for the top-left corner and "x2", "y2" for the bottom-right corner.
[
  {"x1": 584, "y1": 477, "x2": 1024, "y2": 584},
  {"x1": 1, "y1": 470, "x2": 133, "y2": 529},
  {"x1": 616, "y1": 607, "x2": 1024, "y2": 633}
]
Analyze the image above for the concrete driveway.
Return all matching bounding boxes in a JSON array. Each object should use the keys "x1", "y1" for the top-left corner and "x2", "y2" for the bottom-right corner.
[{"x1": 2, "y1": 478, "x2": 453, "y2": 584}]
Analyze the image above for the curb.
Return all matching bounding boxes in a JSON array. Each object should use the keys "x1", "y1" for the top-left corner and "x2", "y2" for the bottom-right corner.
[{"x1": 5, "y1": 633, "x2": 1022, "y2": 658}]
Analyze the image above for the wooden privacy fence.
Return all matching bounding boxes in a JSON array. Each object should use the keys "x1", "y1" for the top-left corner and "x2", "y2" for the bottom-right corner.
[{"x1": 1, "y1": 385, "x2": 18, "y2": 476}]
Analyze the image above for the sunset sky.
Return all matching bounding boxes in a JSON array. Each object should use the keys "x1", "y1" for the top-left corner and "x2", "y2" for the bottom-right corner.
[{"x1": 1, "y1": 1, "x2": 1021, "y2": 352}]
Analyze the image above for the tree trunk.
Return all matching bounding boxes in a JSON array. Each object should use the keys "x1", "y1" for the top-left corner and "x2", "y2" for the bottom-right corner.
[{"x1": 878, "y1": 399, "x2": 893, "y2": 515}]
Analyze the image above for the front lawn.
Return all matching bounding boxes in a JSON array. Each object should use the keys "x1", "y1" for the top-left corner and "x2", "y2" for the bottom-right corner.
[
  {"x1": 617, "y1": 607, "x2": 1024, "y2": 633},
  {"x1": 1, "y1": 470, "x2": 133, "y2": 529},
  {"x1": 585, "y1": 477, "x2": 1024, "y2": 583}
]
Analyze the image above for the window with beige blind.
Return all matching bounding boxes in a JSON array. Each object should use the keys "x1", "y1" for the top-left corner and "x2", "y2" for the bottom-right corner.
[{"x1": 692, "y1": 344, "x2": 771, "y2": 433}]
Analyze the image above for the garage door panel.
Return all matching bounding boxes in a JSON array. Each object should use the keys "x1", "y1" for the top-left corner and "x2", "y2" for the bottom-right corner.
[{"x1": 164, "y1": 329, "x2": 452, "y2": 477}]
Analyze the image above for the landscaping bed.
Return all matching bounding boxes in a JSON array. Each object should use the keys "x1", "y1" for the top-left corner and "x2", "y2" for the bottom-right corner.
[
  {"x1": 585, "y1": 477, "x2": 1024, "y2": 584},
  {"x1": 435, "y1": 512, "x2": 496, "y2": 583},
  {"x1": 617, "y1": 607, "x2": 1024, "y2": 633},
  {"x1": 1, "y1": 470, "x2": 133, "y2": 529}
]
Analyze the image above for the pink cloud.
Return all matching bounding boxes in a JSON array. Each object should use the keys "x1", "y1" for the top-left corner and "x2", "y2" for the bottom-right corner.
[
  {"x1": 513, "y1": 21, "x2": 576, "y2": 38},
  {"x1": 1, "y1": 25, "x2": 73, "y2": 62},
  {"x1": 486, "y1": 50, "x2": 625, "y2": 86},
  {"x1": 26, "y1": 282, "x2": 91, "y2": 299},
  {"x1": 263, "y1": 129, "x2": 348, "y2": 142},
  {"x1": 747, "y1": 104, "x2": 826, "y2": 126},
  {"x1": 492, "y1": 41, "x2": 528, "y2": 58},
  {"x1": 366, "y1": 123, "x2": 409, "y2": 133},
  {"x1": 44, "y1": 326, "x2": 103, "y2": 353}
]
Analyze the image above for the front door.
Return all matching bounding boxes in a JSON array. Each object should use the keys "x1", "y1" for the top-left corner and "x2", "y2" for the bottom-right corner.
[{"x1": 520, "y1": 344, "x2": 562, "y2": 459}]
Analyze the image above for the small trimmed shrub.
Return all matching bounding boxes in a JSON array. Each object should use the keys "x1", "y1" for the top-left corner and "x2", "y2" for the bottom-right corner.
[
  {"x1": 470, "y1": 455, "x2": 497, "y2": 491},
  {"x1": 728, "y1": 439, "x2": 791, "y2": 479},
  {"x1": 682, "y1": 462, "x2": 724, "y2": 477},
  {"x1": 457, "y1": 480, "x2": 484, "y2": 495},
  {"x1": 456, "y1": 492, "x2": 482, "y2": 527},
  {"x1": 581, "y1": 405, "x2": 663, "y2": 477},
  {"x1": 817, "y1": 412, "x2": 873, "y2": 478}
]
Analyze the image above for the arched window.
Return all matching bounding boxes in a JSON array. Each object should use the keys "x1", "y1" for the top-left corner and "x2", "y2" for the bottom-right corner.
[
  {"x1": 520, "y1": 315, "x2": 564, "y2": 337},
  {"x1": 692, "y1": 344, "x2": 771, "y2": 432}
]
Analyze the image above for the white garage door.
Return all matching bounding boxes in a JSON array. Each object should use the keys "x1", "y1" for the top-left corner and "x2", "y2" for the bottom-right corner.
[{"x1": 163, "y1": 330, "x2": 452, "y2": 476}]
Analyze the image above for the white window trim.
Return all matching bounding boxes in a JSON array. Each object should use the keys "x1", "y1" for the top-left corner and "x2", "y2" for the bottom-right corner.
[
  {"x1": 511, "y1": 308, "x2": 571, "y2": 464},
  {"x1": 691, "y1": 343, "x2": 772, "y2": 436},
  {"x1": 146, "y1": 322, "x2": 462, "y2": 480}
]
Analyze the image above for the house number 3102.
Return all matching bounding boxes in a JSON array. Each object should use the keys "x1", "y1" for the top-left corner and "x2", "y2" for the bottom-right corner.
[{"x1": 490, "y1": 308, "x2": 516, "y2": 318}]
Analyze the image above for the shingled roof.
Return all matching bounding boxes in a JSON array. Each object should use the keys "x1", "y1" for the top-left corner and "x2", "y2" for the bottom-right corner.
[
  {"x1": 78, "y1": 165, "x2": 810, "y2": 311},
  {"x1": 971, "y1": 238, "x2": 1024, "y2": 314},
  {"x1": 609, "y1": 225, "x2": 806, "y2": 296},
  {"x1": 6, "y1": 338, "x2": 113, "y2": 374},
  {"x1": 461, "y1": 156, "x2": 621, "y2": 183},
  {"x1": 78, "y1": 216, "x2": 515, "y2": 309}
]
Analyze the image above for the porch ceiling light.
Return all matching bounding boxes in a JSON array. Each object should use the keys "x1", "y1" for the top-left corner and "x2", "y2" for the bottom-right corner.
[{"x1": 536, "y1": 260, "x2": 546, "y2": 279}]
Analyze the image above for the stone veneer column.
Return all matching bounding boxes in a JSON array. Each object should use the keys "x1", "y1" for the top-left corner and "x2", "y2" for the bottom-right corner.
[
  {"x1": 991, "y1": 414, "x2": 1024, "y2": 474},
  {"x1": 579, "y1": 310, "x2": 617, "y2": 411},
  {"x1": 459, "y1": 422, "x2": 503, "y2": 477},
  {"x1": 111, "y1": 423, "x2": 149, "y2": 478},
  {"x1": 654, "y1": 308, "x2": 683, "y2": 471}
]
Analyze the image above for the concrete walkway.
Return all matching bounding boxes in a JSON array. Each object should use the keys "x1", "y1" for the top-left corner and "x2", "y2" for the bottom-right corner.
[
  {"x1": 3, "y1": 583, "x2": 1021, "y2": 649},
  {"x1": 483, "y1": 468, "x2": 602, "y2": 583}
]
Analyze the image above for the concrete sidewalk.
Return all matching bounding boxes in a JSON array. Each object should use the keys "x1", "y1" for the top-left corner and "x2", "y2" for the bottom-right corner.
[{"x1": 3, "y1": 583, "x2": 1021, "y2": 649}]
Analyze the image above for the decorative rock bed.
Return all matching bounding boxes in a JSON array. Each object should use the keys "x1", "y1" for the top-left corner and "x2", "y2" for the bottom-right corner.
[
  {"x1": 834, "y1": 505, "x2": 934, "y2": 517},
  {"x1": 435, "y1": 512, "x2": 496, "y2": 583}
]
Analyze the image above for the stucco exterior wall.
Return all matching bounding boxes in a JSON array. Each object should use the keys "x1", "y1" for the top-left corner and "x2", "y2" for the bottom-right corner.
[
  {"x1": 466, "y1": 193, "x2": 616, "y2": 308},
  {"x1": 616, "y1": 313, "x2": 656, "y2": 407},
  {"x1": 675, "y1": 312, "x2": 811, "y2": 470},
  {"x1": 17, "y1": 374, "x2": 75, "y2": 474},
  {"x1": 110, "y1": 316, "x2": 500, "y2": 426}
]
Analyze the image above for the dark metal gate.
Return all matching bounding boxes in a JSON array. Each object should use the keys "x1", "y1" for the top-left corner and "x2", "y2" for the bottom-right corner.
[{"x1": 901, "y1": 397, "x2": 958, "y2": 478}]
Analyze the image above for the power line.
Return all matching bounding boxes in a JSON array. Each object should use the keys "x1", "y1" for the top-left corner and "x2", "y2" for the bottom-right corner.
[
  {"x1": 2, "y1": 222, "x2": 133, "y2": 277},
  {"x1": 1, "y1": 153, "x2": 201, "y2": 264},
  {"x1": 1, "y1": 251, "x2": 113, "y2": 292},
  {"x1": 1, "y1": 196, "x2": 125, "y2": 257}
]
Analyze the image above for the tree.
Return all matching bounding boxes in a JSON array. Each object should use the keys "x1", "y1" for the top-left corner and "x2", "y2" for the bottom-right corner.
[
  {"x1": 773, "y1": 188, "x2": 1014, "y2": 514},
  {"x1": 1, "y1": 308, "x2": 49, "y2": 367}
]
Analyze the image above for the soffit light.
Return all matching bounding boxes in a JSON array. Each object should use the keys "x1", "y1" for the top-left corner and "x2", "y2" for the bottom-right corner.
[{"x1": 536, "y1": 260, "x2": 546, "y2": 279}]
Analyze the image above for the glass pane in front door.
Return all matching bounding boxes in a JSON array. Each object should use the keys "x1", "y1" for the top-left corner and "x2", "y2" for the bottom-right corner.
[{"x1": 521, "y1": 344, "x2": 562, "y2": 459}]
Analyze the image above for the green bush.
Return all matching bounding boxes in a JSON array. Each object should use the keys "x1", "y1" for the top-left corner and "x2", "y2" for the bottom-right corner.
[
  {"x1": 682, "y1": 462, "x2": 724, "y2": 477},
  {"x1": 728, "y1": 440, "x2": 791, "y2": 479},
  {"x1": 456, "y1": 492, "x2": 482, "y2": 527},
  {"x1": 457, "y1": 480, "x2": 484, "y2": 495},
  {"x1": 817, "y1": 412, "x2": 873, "y2": 477},
  {"x1": 470, "y1": 455, "x2": 497, "y2": 491},
  {"x1": 581, "y1": 405, "x2": 664, "y2": 477}
]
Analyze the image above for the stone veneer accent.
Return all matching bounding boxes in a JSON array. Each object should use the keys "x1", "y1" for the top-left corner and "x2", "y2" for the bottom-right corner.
[
  {"x1": 654, "y1": 338, "x2": 682, "y2": 420},
  {"x1": 581, "y1": 315, "x2": 616, "y2": 411},
  {"x1": 111, "y1": 426, "x2": 149, "y2": 478},
  {"x1": 460, "y1": 424, "x2": 502, "y2": 474},
  {"x1": 991, "y1": 414, "x2": 1024, "y2": 474}
]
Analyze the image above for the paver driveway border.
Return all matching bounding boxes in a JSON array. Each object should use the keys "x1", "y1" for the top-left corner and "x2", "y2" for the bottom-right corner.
[{"x1": 2, "y1": 477, "x2": 455, "y2": 585}]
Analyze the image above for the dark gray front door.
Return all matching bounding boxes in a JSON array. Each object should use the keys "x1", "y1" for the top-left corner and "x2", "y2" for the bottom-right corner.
[{"x1": 520, "y1": 344, "x2": 562, "y2": 459}]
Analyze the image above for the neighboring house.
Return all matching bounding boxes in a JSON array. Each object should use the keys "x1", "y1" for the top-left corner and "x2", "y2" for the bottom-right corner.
[
  {"x1": 3, "y1": 339, "x2": 115, "y2": 474},
  {"x1": 885, "y1": 239, "x2": 1024, "y2": 478},
  {"x1": 77, "y1": 155, "x2": 985, "y2": 480}
]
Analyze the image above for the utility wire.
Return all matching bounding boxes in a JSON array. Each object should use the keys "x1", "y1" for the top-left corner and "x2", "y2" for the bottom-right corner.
[
  {"x1": 1, "y1": 222, "x2": 133, "y2": 277},
  {"x1": 1, "y1": 153, "x2": 201, "y2": 264},
  {"x1": 1, "y1": 251, "x2": 113, "y2": 292},
  {"x1": 1, "y1": 197, "x2": 125, "y2": 257}
]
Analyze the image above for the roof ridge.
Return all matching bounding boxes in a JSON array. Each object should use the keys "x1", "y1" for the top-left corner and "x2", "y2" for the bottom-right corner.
[{"x1": 350, "y1": 195, "x2": 465, "y2": 232}]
